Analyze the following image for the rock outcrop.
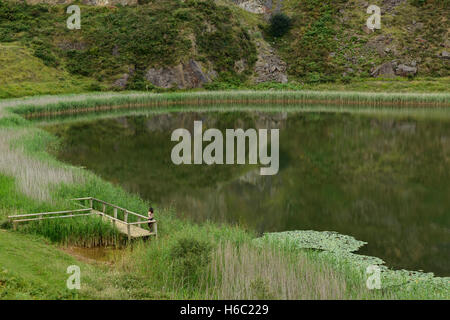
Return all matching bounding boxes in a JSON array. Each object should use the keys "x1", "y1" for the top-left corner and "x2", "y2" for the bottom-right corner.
[
  {"x1": 370, "y1": 62, "x2": 396, "y2": 78},
  {"x1": 145, "y1": 60, "x2": 215, "y2": 89},
  {"x1": 253, "y1": 40, "x2": 288, "y2": 83},
  {"x1": 232, "y1": 0, "x2": 269, "y2": 14},
  {"x1": 395, "y1": 64, "x2": 417, "y2": 77}
]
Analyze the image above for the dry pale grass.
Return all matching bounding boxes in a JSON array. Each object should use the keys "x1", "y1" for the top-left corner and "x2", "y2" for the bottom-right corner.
[
  {"x1": 0, "y1": 128, "x2": 83, "y2": 202},
  {"x1": 206, "y1": 242, "x2": 349, "y2": 300}
]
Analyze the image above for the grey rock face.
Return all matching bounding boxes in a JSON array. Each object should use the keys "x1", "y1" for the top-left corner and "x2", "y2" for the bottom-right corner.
[
  {"x1": 145, "y1": 60, "x2": 214, "y2": 89},
  {"x1": 395, "y1": 64, "x2": 417, "y2": 76},
  {"x1": 113, "y1": 73, "x2": 130, "y2": 89},
  {"x1": 231, "y1": 0, "x2": 268, "y2": 14},
  {"x1": 440, "y1": 51, "x2": 450, "y2": 59},
  {"x1": 57, "y1": 41, "x2": 87, "y2": 51},
  {"x1": 113, "y1": 66, "x2": 134, "y2": 89},
  {"x1": 371, "y1": 62, "x2": 396, "y2": 77},
  {"x1": 253, "y1": 40, "x2": 288, "y2": 83},
  {"x1": 382, "y1": 0, "x2": 407, "y2": 12},
  {"x1": 254, "y1": 54, "x2": 288, "y2": 83},
  {"x1": 365, "y1": 35, "x2": 394, "y2": 57}
]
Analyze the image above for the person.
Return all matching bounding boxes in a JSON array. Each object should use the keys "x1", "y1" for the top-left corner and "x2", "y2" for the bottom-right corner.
[{"x1": 148, "y1": 207, "x2": 155, "y2": 231}]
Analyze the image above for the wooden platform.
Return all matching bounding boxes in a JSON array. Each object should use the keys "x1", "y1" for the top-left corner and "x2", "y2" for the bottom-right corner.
[
  {"x1": 95, "y1": 210, "x2": 156, "y2": 239},
  {"x1": 8, "y1": 197, "x2": 158, "y2": 241}
]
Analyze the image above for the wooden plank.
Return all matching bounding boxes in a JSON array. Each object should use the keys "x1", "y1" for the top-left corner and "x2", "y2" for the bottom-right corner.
[
  {"x1": 127, "y1": 220, "x2": 156, "y2": 226},
  {"x1": 8, "y1": 208, "x2": 91, "y2": 219},
  {"x1": 71, "y1": 197, "x2": 93, "y2": 201},
  {"x1": 73, "y1": 197, "x2": 147, "y2": 220},
  {"x1": 13, "y1": 212, "x2": 95, "y2": 222},
  {"x1": 94, "y1": 210, "x2": 153, "y2": 239}
]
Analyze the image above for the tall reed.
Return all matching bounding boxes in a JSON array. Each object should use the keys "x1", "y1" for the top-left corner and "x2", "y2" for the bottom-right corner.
[{"x1": 4, "y1": 91, "x2": 449, "y2": 118}]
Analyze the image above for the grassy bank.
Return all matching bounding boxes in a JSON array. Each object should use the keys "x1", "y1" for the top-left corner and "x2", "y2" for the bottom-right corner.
[
  {"x1": 0, "y1": 91, "x2": 449, "y2": 299},
  {"x1": 2, "y1": 90, "x2": 450, "y2": 120}
]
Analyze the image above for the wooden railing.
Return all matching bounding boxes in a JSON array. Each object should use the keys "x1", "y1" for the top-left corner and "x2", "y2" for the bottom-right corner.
[
  {"x1": 8, "y1": 208, "x2": 94, "y2": 230},
  {"x1": 8, "y1": 197, "x2": 157, "y2": 241},
  {"x1": 71, "y1": 197, "x2": 157, "y2": 240}
]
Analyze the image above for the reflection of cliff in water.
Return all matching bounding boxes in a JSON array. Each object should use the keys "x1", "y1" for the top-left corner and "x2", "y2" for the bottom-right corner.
[{"x1": 46, "y1": 111, "x2": 450, "y2": 276}]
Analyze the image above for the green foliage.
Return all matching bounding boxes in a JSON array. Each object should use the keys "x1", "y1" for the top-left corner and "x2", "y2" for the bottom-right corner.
[
  {"x1": 250, "y1": 278, "x2": 275, "y2": 299},
  {"x1": 0, "y1": 0, "x2": 256, "y2": 89},
  {"x1": 410, "y1": 0, "x2": 427, "y2": 6},
  {"x1": 279, "y1": 0, "x2": 339, "y2": 82},
  {"x1": 256, "y1": 231, "x2": 450, "y2": 296},
  {"x1": 0, "y1": 231, "x2": 84, "y2": 299},
  {"x1": 269, "y1": 13, "x2": 292, "y2": 37},
  {"x1": 0, "y1": 173, "x2": 120, "y2": 246},
  {"x1": 32, "y1": 45, "x2": 59, "y2": 68},
  {"x1": 20, "y1": 217, "x2": 120, "y2": 247},
  {"x1": 191, "y1": 0, "x2": 257, "y2": 74},
  {"x1": 170, "y1": 237, "x2": 212, "y2": 285}
]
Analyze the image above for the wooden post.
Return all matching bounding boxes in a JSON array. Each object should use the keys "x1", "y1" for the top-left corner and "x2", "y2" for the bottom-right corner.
[
  {"x1": 113, "y1": 208, "x2": 117, "y2": 228},
  {"x1": 124, "y1": 210, "x2": 130, "y2": 241},
  {"x1": 154, "y1": 222, "x2": 158, "y2": 238},
  {"x1": 102, "y1": 203, "x2": 106, "y2": 214},
  {"x1": 89, "y1": 198, "x2": 93, "y2": 210},
  {"x1": 13, "y1": 221, "x2": 17, "y2": 231}
]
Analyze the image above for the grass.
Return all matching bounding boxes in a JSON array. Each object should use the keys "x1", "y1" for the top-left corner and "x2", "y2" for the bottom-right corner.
[
  {"x1": 2, "y1": 90, "x2": 449, "y2": 120},
  {"x1": 206, "y1": 242, "x2": 350, "y2": 299},
  {"x1": 0, "y1": 91, "x2": 449, "y2": 299},
  {"x1": 0, "y1": 43, "x2": 98, "y2": 99},
  {"x1": 0, "y1": 230, "x2": 88, "y2": 299}
]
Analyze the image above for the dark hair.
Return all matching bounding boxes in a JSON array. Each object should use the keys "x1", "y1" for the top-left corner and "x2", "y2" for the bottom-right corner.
[{"x1": 149, "y1": 207, "x2": 154, "y2": 213}]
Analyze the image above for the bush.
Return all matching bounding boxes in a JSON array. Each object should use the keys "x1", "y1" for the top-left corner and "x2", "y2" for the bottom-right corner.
[
  {"x1": 33, "y1": 46, "x2": 58, "y2": 67},
  {"x1": 410, "y1": 0, "x2": 427, "y2": 6},
  {"x1": 269, "y1": 13, "x2": 292, "y2": 37},
  {"x1": 169, "y1": 237, "x2": 212, "y2": 285},
  {"x1": 0, "y1": 219, "x2": 11, "y2": 230}
]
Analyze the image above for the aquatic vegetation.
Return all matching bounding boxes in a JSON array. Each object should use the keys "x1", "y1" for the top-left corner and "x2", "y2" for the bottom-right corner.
[
  {"x1": 255, "y1": 230, "x2": 368, "y2": 254},
  {"x1": 255, "y1": 230, "x2": 450, "y2": 297}
]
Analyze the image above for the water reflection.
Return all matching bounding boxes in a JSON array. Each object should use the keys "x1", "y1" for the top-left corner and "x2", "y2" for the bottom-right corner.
[{"x1": 45, "y1": 111, "x2": 450, "y2": 276}]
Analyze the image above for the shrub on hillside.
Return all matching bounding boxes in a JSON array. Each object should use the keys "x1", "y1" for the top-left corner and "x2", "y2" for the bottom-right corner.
[{"x1": 269, "y1": 13, "x2": 292, "y2": 37}]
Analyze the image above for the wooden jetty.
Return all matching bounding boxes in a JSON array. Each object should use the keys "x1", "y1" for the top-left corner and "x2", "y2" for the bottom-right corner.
[{"x1": 8, "y1": 197, "x2": 157, "y2": 241}]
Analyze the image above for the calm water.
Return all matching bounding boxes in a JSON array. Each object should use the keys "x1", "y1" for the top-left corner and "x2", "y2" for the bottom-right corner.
[{"x1": 45, "y1": 111, "x2": 450, "y2": 276}]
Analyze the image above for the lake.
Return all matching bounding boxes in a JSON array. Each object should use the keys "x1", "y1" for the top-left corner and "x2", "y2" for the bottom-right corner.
[{"x1": 44, "y1": 110, "x2": 450, "y2": 276}]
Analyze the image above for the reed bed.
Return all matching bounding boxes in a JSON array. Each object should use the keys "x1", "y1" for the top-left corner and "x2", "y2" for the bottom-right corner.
[
  {"x1": 19, "y1": 215, "x2": 120, "y2": 247},
  {"x1": 4, "y1": 90, "x2": 450, "y2": 118},
  {"x1": 0, "y1": 128, "x2": 83, "y2": 202},
  {"x1": 205, "y1": 242, "x2": 350, "y2": 299}
]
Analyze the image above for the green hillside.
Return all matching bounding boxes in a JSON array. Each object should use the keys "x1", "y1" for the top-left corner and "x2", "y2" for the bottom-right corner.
[{"x1": 0, "y1": 0, "x2": 448, "y2": 96}]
